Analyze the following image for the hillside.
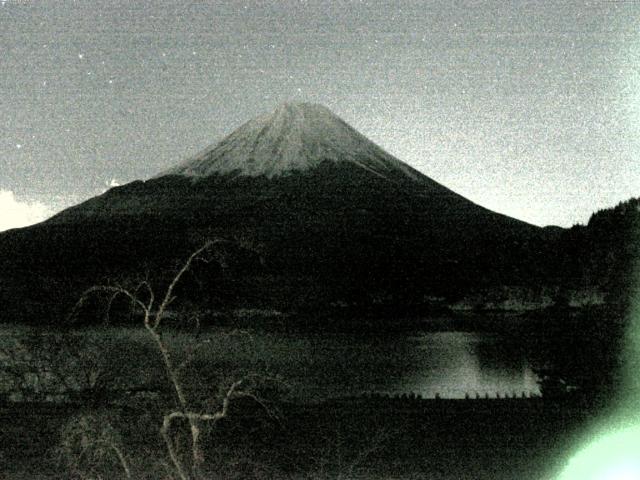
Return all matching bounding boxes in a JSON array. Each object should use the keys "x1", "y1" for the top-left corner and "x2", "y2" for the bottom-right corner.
[{"x1": 0, "y1": 103, "x2": 629, "y2": 323}]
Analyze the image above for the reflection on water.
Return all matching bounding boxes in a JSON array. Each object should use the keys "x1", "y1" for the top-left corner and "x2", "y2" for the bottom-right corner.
[
  {"x1": 397, "y1": 332, "x2": 540, "y2": 399},
  {"x1": 0, "y1": 326, "x2": 542, "y2": 401},
  {"x1": 277, "y1": 331, "x2": 541, "y2": 400}
]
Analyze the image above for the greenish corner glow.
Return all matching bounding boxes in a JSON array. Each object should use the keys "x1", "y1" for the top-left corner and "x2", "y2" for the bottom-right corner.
[
  {"x1": 557, "y1": 426, "x2": 640, "y2": 480},
  {"x1": 557, "y1": 230, "x2": 640, "y2": 480}
]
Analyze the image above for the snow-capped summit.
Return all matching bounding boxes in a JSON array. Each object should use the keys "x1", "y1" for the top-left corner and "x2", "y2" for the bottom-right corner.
[{"x1": 161, "y1": 102, "x2": 424, "y2": 182}]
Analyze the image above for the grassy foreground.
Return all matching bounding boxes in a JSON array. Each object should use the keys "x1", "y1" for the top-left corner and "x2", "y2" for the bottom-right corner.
[{"x1": 0, "y1": 393, "x2": 593, "y2": 479}]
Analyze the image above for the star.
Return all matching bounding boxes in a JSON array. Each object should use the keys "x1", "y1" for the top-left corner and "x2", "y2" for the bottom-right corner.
[
  {"x1": 78, "y1": 53, "x2": 84, "y2": 59},
  {"x1": 16, "y1": 144, "x2": 22, "y2": 149}
]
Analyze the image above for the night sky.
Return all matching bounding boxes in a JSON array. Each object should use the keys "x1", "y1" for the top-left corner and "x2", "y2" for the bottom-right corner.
[{"x1": 1, "y1": 0, "x2": 639, "y2": 231}]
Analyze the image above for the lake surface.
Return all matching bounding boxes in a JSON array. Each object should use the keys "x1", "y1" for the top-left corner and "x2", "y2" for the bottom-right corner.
[
  {"x1": 0, "y1": 326, "x2": 542, "y2": 401},
  {"x1": 252, "y1": 330, "x2": 542, "y2": 400}
]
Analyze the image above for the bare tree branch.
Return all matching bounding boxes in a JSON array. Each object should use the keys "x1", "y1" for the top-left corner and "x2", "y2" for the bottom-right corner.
[
  {"x1": 154, "y1": 241, "x2": 214, "y2": 331},
  {"x1": 56, "y1": 240, "x2": 282, "y2": 480}
]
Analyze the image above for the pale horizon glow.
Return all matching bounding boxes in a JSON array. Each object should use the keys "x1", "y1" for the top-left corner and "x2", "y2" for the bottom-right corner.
[{"x1": 0, "y1": 189, "x2": 53, "y2": 232}]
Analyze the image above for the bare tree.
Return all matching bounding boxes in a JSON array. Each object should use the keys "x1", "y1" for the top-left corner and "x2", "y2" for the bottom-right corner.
[{"x1": 71, "y1": 240, "x2": 280, "y2": 480}]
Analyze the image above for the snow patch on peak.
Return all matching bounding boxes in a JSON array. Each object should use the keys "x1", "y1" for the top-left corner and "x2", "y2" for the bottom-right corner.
[{"x1": 160, "y1": 103, "x2": 425, "y2": 182}]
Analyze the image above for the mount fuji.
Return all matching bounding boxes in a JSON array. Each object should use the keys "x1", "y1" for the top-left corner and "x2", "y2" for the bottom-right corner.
[
  {"x1": 0, "y1": 103, "x2": 555, "y2": 323},
  {"x1": 162, "y1": 102, "x2": 426, "y2": 182}
]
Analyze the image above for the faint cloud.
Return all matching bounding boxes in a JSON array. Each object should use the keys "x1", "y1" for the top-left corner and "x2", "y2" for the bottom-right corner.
[
  {"x1": 0, "y1": 189, "x2": 53, "y2": 232},
  {"x1": 100, "y1": 178, "x2": 122, "y2": 193}
]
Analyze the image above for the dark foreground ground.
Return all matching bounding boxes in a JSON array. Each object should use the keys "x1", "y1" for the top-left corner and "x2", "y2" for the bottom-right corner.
[
  {"x1": 1, "y1": 305, "x2": 623, "y2": 478},
  {"x1": 1, "y1": 395, "x2": 592, "y2": 480}
]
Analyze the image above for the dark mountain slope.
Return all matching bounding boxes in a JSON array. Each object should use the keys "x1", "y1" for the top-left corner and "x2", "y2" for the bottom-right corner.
[{"x1": 0, "y1": 103, "x2": 559, "y2": 322}]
